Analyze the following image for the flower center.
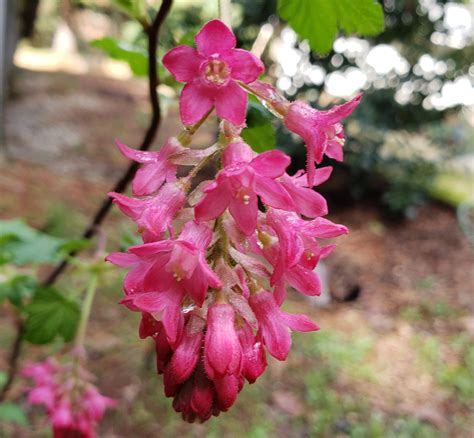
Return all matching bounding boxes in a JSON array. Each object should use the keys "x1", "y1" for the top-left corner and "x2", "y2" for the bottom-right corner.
[{"x1": 203, "y1": 59, "x2": 230, "y2": 87}]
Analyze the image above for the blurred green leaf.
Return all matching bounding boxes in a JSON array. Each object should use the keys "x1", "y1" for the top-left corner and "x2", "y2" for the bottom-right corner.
[
  {"x1": 23, "y1": 287, "x2": 80, "y2": 345},
  {"x1": 0, "y1": 403, "x2": 28, "y2": 425},
  {"x1": 58, "y1": 238, "x2": 92, "y2": 254},
  {"x1": 0, "y1": 275, "x2": 38, "y2": 307},
  {"x1": 0, "y1": 220, "x2": 66, "y2": 265},
  {"x1": 278, "y1": 0, "x2": 384, "y2": 54},
  {"x1": 91, "y1": 37, "x2": 148, "y2": 76},
  {"x1": 242, "y1": 102, "x2": 276, "y2": 153},
  {"x1": 111, "y1": 0, "x2": 148, "y2": 22},
  {"x1": 242, "y1": 124, "x2": 276, "y2": 153}
]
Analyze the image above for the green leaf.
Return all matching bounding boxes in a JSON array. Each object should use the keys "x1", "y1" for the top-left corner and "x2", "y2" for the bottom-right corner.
[
  {"x1": 0, "y1": 220, "x2": 66, "y2": 265},
  {"x1": 0, "y1": 403, "x2": 28, "y2": 425},
  {"x1": 91, "y1": 37, "x2": 148, "y2": 76},
  {"x1": 242, "y1": 102, "x2": 276, "y2": 153},
  {"x1": 242, "y1": 124, "x2": 276, "y2": 153},
  {"x1": 278, "y1": 0, "x2": 384, "y2": 54},
  {"x1": 58, "y1": 238, "x2": 92, "y2": 254},
  {"x1": 23, "y1": 287, "x2": 80, "y2": 345},
  {"x1": 0, "y1": 275, "x2": 38, "y2": 307},
  {"x1": 111, "y1": 0, "x2": 148, "y2": 22}
]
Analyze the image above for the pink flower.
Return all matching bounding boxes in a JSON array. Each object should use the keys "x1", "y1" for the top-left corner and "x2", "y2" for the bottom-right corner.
[
  {"x1": 116, "y1": 138, "x2": 182, "y2": 196},
  {"x1": 163, "y1": 315, "x2": 205, "y2": 395},
  {"x1": 195, "y1": 141, "x2": 293, "y2": 235},
  {"x1": 121, "y1": 221, "x2": 222, "y2": 306},
  {"x1": 22, "y1": 358, "x2": 115, "y2": 438},
  {"x1": 163, "y1": 19, "x2": 264, "y2": 126},
  {"x1": 109, "y1": 182, "x2": 186, "y2": 242},
  {"x1": 204, "y1": 303, "x2": 242, "y2": 379},
  {"x1": 213, "y1": 374, "x2": 241, "y2": 411},
  {"x1": 238, "y1": 321, "x2": 267, "y2": 383},
  {"x1": 249, "y1": 289, "x2": 319, "y2": 360},
  {"x1": 172, "y1": 365, "x2": 216, "y2": 423},
  {"x1": 120, "y1": 288, "x2": 186, "y2": 345},
  {"x1": 284, "y1": 94, "x2": 362, "y2": 185}
]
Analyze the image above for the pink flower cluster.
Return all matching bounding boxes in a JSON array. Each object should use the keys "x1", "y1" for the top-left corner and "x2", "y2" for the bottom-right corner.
[
  {"x1": 22, "y1": 356, "x2": 115, "y2": 438},
  {"x1": 107, "y1": 19, "x2": 359, "y2": 422}
]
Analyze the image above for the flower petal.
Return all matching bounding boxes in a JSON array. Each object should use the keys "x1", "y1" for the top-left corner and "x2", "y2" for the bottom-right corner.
[
  {"x1": 280, "y1": 311, "x2": 320, "y2": 332},
  {"x1": 224, "y1": 48, "x2": 264, "y2": 83},
  {"x1": 162, "y1": 45, "x2": 202, "y2": 82},
  {"x1": 319, "y1": 94, "x2": 362, "y2": 125},
  {"x1": 250, "y1": 150, "x2": 290, "y2": 178},
  {"x1": 256, "y1": 177, "x2": 294, "y2": 210},
  {"x1": 325, "y1": 140, "x2": 343, "y2": 161},
  {"x1": 215, "y1": 81, "x2": 247, "y2": 125},
  {"x1": 108, "y1": 192, "x2": 146, "y2": 221},
  {"x1": 195, "y1": 19, "x2": 236, "y2": 57},
  {"x1": 292, "y1": 186, "x2": 328, "y2": 218},
  {"x1": 222, "y1": 141, "x2": 254, "y2": 167},
  {"x1": 249, "y1": 290, "x2": 291, "y2": 361},
  {"x1": 229, "y1": 193, "x2": 258, "y2": 236},
  {"x1": 286, "y1": 264, "x2": 321, "y2": 296},
  {"x1": 115, "y1": 140, "x2": 160, "y2": 163},
  {"x1": 195, "y1": 180, "x2": 233, "y2": 222},
  {"x1": 180, "y1": 81, "x2": 214, "y2": 126},
  {"x1": 179, "y1": 221, "x2": 214, "y2": 249}
]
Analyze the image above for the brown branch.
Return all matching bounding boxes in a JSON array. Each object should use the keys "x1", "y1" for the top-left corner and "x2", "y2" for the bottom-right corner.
[{"x1": 0, "y1": 0, "x2": 173, "y2": 402}]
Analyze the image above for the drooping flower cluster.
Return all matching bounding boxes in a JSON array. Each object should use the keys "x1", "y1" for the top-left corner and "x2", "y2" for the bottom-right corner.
[
  {"x1": 107, "y1": 19, "x2": 359, "y2": 422},
  {"x1": 22, "y1": 353, "x2": 115, "y2": 438}
]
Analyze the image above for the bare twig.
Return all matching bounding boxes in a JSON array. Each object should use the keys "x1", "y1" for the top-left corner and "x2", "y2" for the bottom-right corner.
[{"x1": 0, "y1": 0, "x2": 173, "y2": 402}]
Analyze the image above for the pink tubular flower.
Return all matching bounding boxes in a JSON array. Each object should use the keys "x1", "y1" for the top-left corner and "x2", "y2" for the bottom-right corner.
[
  {"x1": 284, "y1": 94, "x2": 362, "y2": 186},
  {"x1": 164, "y1": 314, "x2": 205, "y2": 395},
  {"x1": 204, "y1": 303, "x2": 242, "y2": 379},
  {"x1": 195, "y1": 141, "x2": 294, "y2": 235},
  {"x1": 163, "y1": 19, "x2": 264, "y2": 126},
  {"x1": 109, "y1": 182, "x2": 186, "y2": 242},
  {"x1": 22, "y1": 357, "x2": 115, "y2": 438},
  {"x1": 115, "y1": 138, "x2": 182, "y2": 196},
  {"x1": 249, "y1": 289, "x2": 319, "y2": 361}
]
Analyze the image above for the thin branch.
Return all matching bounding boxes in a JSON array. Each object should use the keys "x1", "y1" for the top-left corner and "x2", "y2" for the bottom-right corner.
[
  {"x1": 0, "y1": 0, "x2": 173, "y2": 402},
  {"x1": 44, "y1": 0, "x2": 173, "y2": 286}
]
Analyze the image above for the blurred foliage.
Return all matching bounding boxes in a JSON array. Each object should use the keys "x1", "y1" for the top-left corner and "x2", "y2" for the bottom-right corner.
[
  {"x1": 91, "y1": 36, "x2": 148, "y2": 75},
  {"x1": 416, "y1": 334, "x2": 474, "y2": 407},
  {"x1": 23, "y1": 286, "x2": 80, "y2": 344},
  {"x1": 0, "y1": 219, "x2": 86, "y2": 347},
  {"x1": 278, "y1": 0, "x2": 384, "y2": 54},
  {"x1": 0, "y1": 403, "x2": 28, "y2": 426},
  {"x1": 242, "y1": 100, "x2": 276, "y2": 152},
  {"x1": 0, "y1": 219, "x2": 66, "y2": 265}
]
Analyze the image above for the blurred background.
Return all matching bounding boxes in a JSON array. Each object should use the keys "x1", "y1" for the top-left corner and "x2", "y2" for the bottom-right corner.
[{"x1": 0, "y1": 0, "x2": 473, "y2": 436}]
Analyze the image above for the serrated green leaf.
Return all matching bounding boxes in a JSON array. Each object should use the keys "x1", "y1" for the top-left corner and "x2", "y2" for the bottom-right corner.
[
  {"x1": 91, "y1": 37, "x2": 148, "y2": 76},
  {"x1": 0, "y1": 403, "x2": 28, "y2": 425},
  {"x1": 278, "y1": 0, "x2": 384, "y2": 54},
  {"x1": 0, "y1": 275, "x2": 38, "y2": 307},
  {"x1": 23, "y1": 287, "x2": 80, "y2": 345},
  {"x1": 0, "y1": 220, "x2": 66, "y2": 265}
]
